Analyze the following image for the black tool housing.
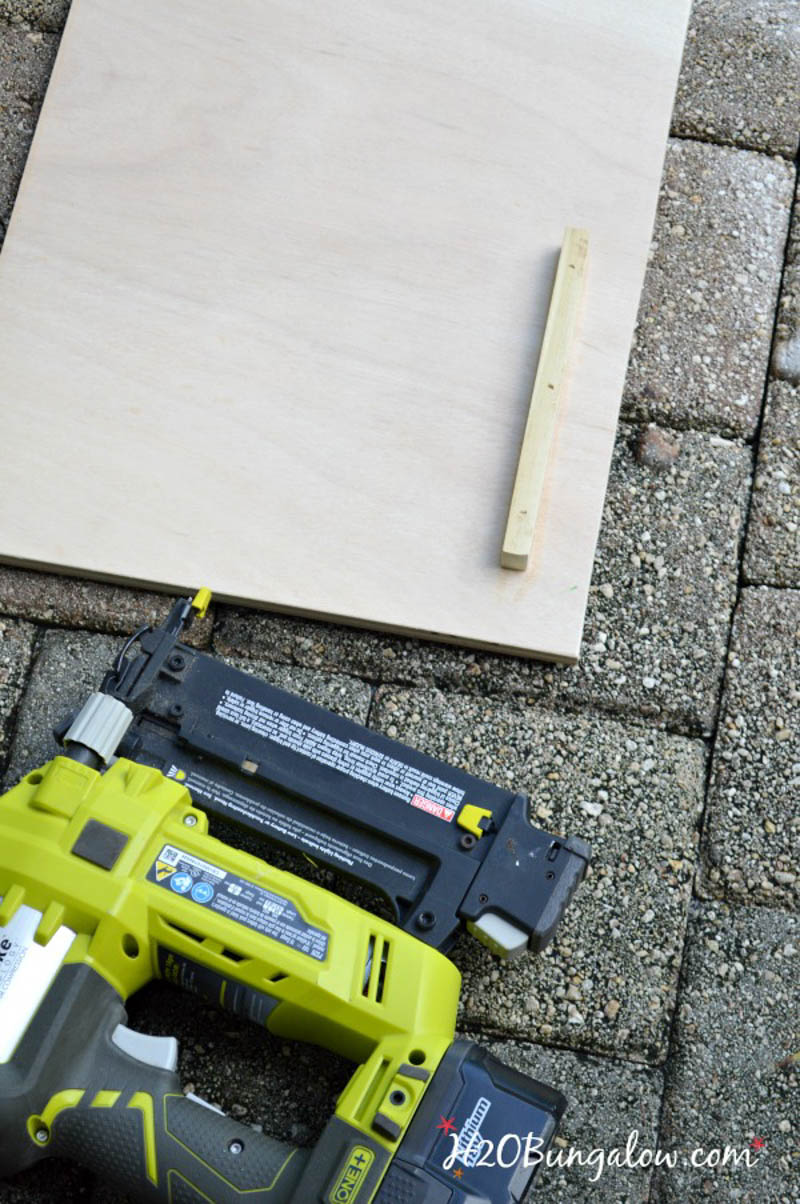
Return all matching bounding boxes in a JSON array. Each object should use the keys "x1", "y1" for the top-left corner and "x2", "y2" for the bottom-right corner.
[{"x1": 55, "y1": 601, "x2": 590, "y2": 957}]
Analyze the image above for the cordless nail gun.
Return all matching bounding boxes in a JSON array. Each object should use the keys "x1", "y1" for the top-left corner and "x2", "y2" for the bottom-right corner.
[
  {"x1": 55, "y1": 590, "x2": 590, "y2": 962},
  {"x1": 1, "y1": 694, "x2": 566, "y2": 1202}
]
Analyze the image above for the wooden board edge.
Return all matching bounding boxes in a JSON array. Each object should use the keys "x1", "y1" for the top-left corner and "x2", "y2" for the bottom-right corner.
[{"x1": 0, "y1": 553, "x2": 581, "y2": 664}]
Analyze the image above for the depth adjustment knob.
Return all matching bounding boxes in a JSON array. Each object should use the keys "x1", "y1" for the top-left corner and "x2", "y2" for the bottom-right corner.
[{"x1": 64, "y1": 693, "x2": 134, "y2": 766}]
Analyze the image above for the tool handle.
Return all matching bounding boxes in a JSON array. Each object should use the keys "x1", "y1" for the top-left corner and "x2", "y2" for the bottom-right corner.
[
  {"x1": 46, "y1": 1084, "x2": 308, "y2": 1203},
  {"x1": 1, "y1": 965, "x2": 308, "y2": 1202}
]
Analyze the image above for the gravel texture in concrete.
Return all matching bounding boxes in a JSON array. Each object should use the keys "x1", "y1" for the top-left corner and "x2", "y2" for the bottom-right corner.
[
  {"x1": 546, "y1": 428, "x2": 750, "y2": 737},
  {"x1": 702, "y1": 587, "x2": 800, "y2": 910},
  {"x1": 2, "y1": 629, "x2": 119, "y2": 787},
  {"x1": 744, "y1": 380, "x2": 800, "y2": 585},
  {"x1": 484, "y1": 1040, "x2": 664, "y2": 1203},
  {"x1": 124, "y1": 981, "x2": 350, "y2": 1155},
  {"x1": 216, "y1": 426, "x2": 751, "y2": 738},
  {"x1": 772, "y1": 176, "x2": 800, "y2": 385},
  {"x1": 223, "y1": 654, "x2": 373, "y2": 724},
  {"x1": 654, "y1": 901, "x2": 799, "y2": 1203},
  {"x1": 0, "y1": 617, "x2": 35, "y2": 767},
  {"x1": 0, "y1": 1, "x2": 69, "y2": 32},
  {"x1": 0, "y1": 1163, "x2": 93, "y2": 1203},
  {"x1": 0, "y1": 567, "x2": 214, "y2": 644},
  {"x1": 0, "y1": 23, "x2": 58, "y2": 240},
  {"x1": 622, "y1": 139, "x2": 792, "y2": 439},
  {"x1": 672, "y1": 0, "x2": 800, "y2": 158},
  {"x1": 370, "y1": 687, "x2": 706, "y2": 1064}
]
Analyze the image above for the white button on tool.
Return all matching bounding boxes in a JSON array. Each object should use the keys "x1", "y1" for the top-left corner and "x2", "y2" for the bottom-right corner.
[
  {"x1": 467, "y1": 914, "x2": 529, "y2": 959},
  {"x1": 112, "y1": 1023, "x2": 179, "y2": 1072}
]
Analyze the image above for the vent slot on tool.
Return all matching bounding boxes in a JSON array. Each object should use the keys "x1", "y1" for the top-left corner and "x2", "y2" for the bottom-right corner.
[
  {"x1": 162, "y1": 919, "x2": 247, "y2": 965},
  {"x1": 362, "y1": 934, "x2": 390, "y2": 1004},
  {"x1": 163, "y1": 918, "x2": 203, "y2": 944}
]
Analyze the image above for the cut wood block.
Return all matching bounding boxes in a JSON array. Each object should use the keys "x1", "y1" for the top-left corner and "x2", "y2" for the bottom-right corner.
[{"x1": 502, "y1": 228, "x2": 590, "y2": 572}]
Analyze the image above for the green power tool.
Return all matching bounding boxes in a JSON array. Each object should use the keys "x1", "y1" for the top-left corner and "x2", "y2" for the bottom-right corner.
[{"x1": 0, "y1": 695, "x2": 565, "y2": 1202}]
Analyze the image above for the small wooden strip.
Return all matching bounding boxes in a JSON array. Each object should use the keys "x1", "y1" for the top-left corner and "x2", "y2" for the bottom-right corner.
[{"x1": 501, "y1": 228, "x2": 589, "y2": 571}]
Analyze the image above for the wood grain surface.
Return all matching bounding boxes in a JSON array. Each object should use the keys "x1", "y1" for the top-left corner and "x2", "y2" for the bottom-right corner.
[{"x1": 0, "y1": 0, "x2": 690, "y2": 661}]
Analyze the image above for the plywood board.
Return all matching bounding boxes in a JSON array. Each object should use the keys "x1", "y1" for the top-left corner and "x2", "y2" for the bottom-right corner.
[{"x1": 0, "y1": 0, "x2": 690, "y2": 662}]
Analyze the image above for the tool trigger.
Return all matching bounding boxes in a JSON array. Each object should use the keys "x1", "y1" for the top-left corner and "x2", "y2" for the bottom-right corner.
[{"x1": 111, "y1": 1024, "x2": 179, "y2": 1073}]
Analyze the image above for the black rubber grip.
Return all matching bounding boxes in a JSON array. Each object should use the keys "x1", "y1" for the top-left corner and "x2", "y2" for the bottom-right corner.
[
  {"x1": 49, "y1": 1088, "x2": 308, "y2": 1202},
  {"x1": 0, "y1": 964, "x2": 309, "y2": 1201}
]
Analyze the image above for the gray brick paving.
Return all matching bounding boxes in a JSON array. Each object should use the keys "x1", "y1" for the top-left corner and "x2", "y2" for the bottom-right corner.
[
  {"x1": 702, "y1": 587, "x2": 800, "y2": 910},
  {"x1": 0, "y1": 2, "x2": 69, "y2": 33},
  {"x1": 672, "y1": 0, "x2": 800, "y2": 158},
  {"x1": 772, "y1": 176, "x2": 800, "y2": 386},
  {"x1": 0, "y1": 22, "x2": 58, "y2": 242},
  {"x1": 0, "y1": 617, "x2": 35, "y2": 766},
  {"x1": 622, "y1": 139, "x2": 792, "y2": 439},
  {"x1": 0, "y1": 566, "x2": 214, "y2": 644},
  {"x1": 2, "y1": 628, "x2": 119, "y2": 786},
  {"x1": 216, "y1": 427, "x2": 751, "y2": 738},
  {"x1": 744, "y1": 381, "x2": 800, "y2": 585},
  {"x1": 0, "y1": 1164, "x2": 91, "y2": 1203},
  {"x1": 370, "y1": 687, "x2": 706, "y2": 1065},
  {"x1": 653, "y1": 902, "x2": 799, "y2": 1203}
]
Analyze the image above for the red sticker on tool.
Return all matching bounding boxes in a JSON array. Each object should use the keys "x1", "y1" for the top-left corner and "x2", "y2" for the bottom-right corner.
[{"x1": 410, "y1": 794, "x2": 455, "y2": 822}]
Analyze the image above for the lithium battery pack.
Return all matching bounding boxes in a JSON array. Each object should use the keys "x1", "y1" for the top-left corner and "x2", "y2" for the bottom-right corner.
[{"x1": 376, "y1": 1041, "x2": 566, "y2": 1202}]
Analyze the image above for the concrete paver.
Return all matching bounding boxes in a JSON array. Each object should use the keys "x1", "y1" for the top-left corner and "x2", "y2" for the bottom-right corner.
[
  {"x1": 487, "y1": 1040, "x2": 664, "y2": 1203},
  {"x1": 370, "y1": 687, "x2": 706, "y2": 1064},
  {"x1": 772, "y1": 176, "x2": 800, "y2": 385},
  {"x1": 654, "y1": 902, "x2": 799, "y2": 1202},
  {"x1": 0, "y1": 1, "x2": 69, "y2": 32},
  {"x1": 622, "y1": 140, "x2": 792, "y2": 438},
  {"x1": 702, "y1": 586, "x2": 800, "y2": 909},
  {"x1": 1, "y1": 9, "x2": 799, "y2": 1204},
  {"x1": 3, "y1": 629, "x2": 122, "y2": 787},
  {"x1": 744, "y1": 381, "x2": 800, "y2": 585},
  {"x1": 0, "y1": 23, "x2": 58, "y2": 240},
  {"x1": 0, "y1": 566, "x2": 214, "y2": 644},
  {"x1": 0, "y1": 617, "x2": 35, "y2": 766},
  {"x1": 672, "y1": 0, "x2": 800, "y2": 158}
]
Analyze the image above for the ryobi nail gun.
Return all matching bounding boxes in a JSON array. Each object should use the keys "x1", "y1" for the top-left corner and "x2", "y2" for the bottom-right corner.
[
  {"x1": 55, "y1": 590, "x2": 590, "y2": 962},
  {"x1": 1, "y1": 693, "x2": 566, "y2": 1202}
]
